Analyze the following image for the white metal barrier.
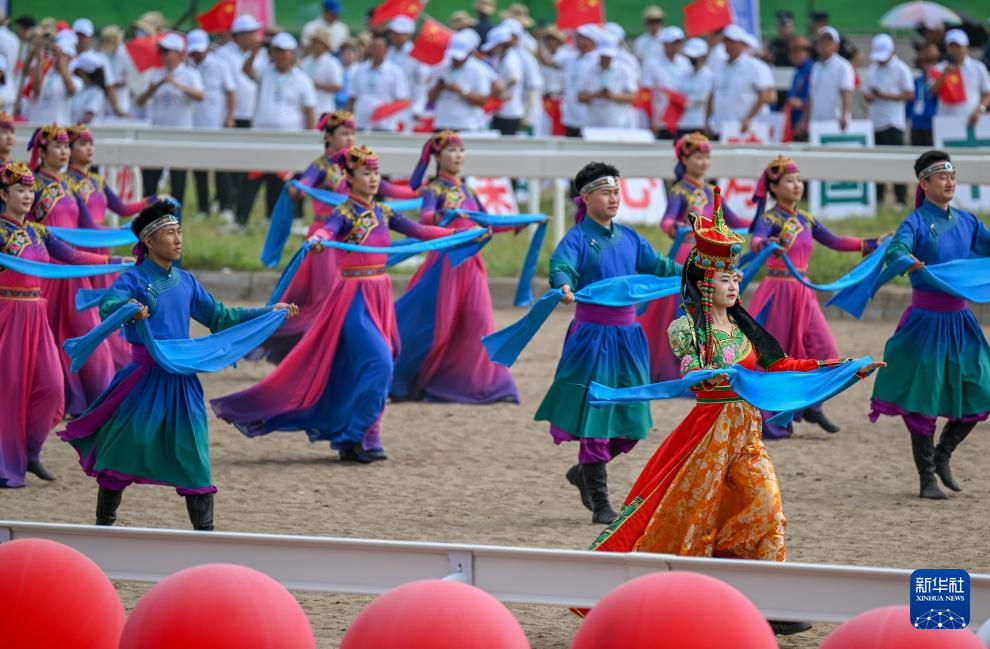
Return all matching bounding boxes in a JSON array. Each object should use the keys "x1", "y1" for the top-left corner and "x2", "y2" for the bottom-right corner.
[{"x1": 2, "y1": 521, "x2": 989, "y2": 625}]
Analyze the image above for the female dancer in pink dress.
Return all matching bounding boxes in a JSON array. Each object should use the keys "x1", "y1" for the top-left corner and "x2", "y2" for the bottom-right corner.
[
  {"x1": 0, "y1": 162, "x2": 123, "y2": 487},
  {"x1": 391, "y1": 130, "x2": 518, "y2": 403},
  {"x1": 213, "y1": 146, "x2": 458, "y2": 463},
  {"x1": 29, "y1": 124, "x2": 114, "y2": 416},
  {"x1": 66, "y1": 124, "x2": 162, "y2": 369},
  {"x1": 748, "y1": 155, "x2": 881, "y2": 438},
  {"x1": 637, "y1": 132, "x2": 749, "y2": 382}
]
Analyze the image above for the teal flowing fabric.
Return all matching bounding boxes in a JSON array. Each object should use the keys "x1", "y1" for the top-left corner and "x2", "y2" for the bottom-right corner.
[
  {"x1": 482, "y1": 274, "x2": 681, "y2": 367},
  {"x1": 75, "y1": 288, "x2": 106, "y2": 310},
  {"x1": 46, "y1": 226, "x2": 137, "y2": 248},
  {"x1": 588, "y1": 356, "x2": 875, "y2": 424},
  {"x1": 314, "y1": 228, "x2": 483, "y2": 254},
  {"x1": 0, "y1": 252, "x2": 133, "y2": 278},
  {"x1": 261, "y1": 181, "x2": 427, "y2": 268},
  {"x1": 64, "y1": 302, "x2": 288, "y2": 375}
]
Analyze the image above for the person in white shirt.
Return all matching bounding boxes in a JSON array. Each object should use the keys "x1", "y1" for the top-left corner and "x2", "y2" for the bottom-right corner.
[
  {"x1": 0, "y1": 13, "x2": 19, "y2": 98},
  {"x1": 560, "y1": 25, "x2": 598, "y2": 137},
  {"x1": 499, "y1": 18, "x2": 544, "y2": 129},
  {"x1": 578, "y1": 46, "x2": 637, "y2": 128},
  {"x1": 632, "y1": 5, "x2": 665, "y2": 63},
  {"x1": 302, "y1": 25, "x2": 343, "y2": 116},
  {"x1": 483, "y1": 26, "x2": 526, "y2": 135},
  {"x1": 932, "y1": 29, "x2": 990, "y2": 127},
  {"x1": 643, "y1": 26, "x2": 691, "y2": 138},
  {"x1": 707, "y1": 25, "x2": 774, "y2": 136},
  {"x1": 534, "y1": 24, "x2": 571, "y2": 136},
  {"x1": 187, "y1": 29, "x2": 236, "y2": 217},
  {"x1": 69, "y1": 51, "x2": 107, "y2": 124},
  {"x1": 236, "y1": 32, "x2": 317, "y2": 227},
  {"x1": 600, "y1": 23, "x2": 641, "y2": 80},
  {"x1": 675, "y1": 38, "x2": 714, "y2": 136},
  {"x1": 386, "y1": 16, "x2": 429, "y2": 119},
  {"x1": 864, "y1": 33, "x2": 914, "y2": 207},
  {"x1": 430, "y1": 30, "x2": 497, "y2": 132},
  {"x1": 135, "y1": 32, "x2": 204, "y2": 205},
  {"x1": 24, "y1": 31, "x2": 80, "y2": 125},
  {"x1": 797, "y1": 26, "x2": 855, "y2": 135},
  {"x1": 71, "y1": 18, "x2": 124, "y2": 117},
  {"x1": 348, "y1": 34, "x2": 409, "y2": 132},
  {"x1": 301, "y1": 0, "x2": 350, "y2": 52},
  {"x1": 98, "y1": 26, "x2": 136, "y2": 117},
  {"x1": 217, "y1": 15, "x2": 267, "y2": 128}
]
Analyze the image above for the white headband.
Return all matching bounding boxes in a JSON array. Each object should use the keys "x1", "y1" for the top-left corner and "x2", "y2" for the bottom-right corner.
[
  {"x1": 139, "y1": 214, "x2": 180, "y2": 240},
  {"x1": 579, "y1": 175, "x2": 619, "y2": 195},
  {"x1": 918, "y1": 160, "x2": 954, "y2": 180}
]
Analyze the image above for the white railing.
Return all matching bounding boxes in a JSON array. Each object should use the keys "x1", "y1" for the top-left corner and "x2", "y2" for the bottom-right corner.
[{"x1": 2, "y1": 521, "x2": 988, "y2": 625}]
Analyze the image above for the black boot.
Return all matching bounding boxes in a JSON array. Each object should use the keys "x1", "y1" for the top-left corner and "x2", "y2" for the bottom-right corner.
[
  {"x1": 95, "y1": 488, "x2": 123, "y2": 526},
  {"x1": 582, "y1": 462, "x2": 619, "y2": 525},
  {"x1": 185, "y1": 494, "x2": 215, "y2": 531},
  {"x1": 803, "y1": 407, "x2": 840, "y2": 433},
  {"x1": 566, "y1": 464, "x2": 592, "y2": 512},
  {"x1": 934, "y1": 420, "x2": 976, "y2": 492},
  {"x1": 911, "y1": 434, "x2": 947, "y2": 500},
  {"x1": 27, "y1": 459, "x2": 57, "y2": 481}
]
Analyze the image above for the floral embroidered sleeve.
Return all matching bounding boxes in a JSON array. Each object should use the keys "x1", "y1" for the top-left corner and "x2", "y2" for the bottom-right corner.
[{"x1": 668, "y1": 316, "x2": 702, "y2": 377}]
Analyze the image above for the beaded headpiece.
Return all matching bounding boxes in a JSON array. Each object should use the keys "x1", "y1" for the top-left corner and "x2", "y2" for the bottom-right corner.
[
  {"x1": 0, "y1": 161, "x2": 35, "y2": 188},
  {"x1": 673, "y1": 131, "x2": 711, "y2": 181},
  {"x1": 338, "y1": 145, "x2": 379, "y2": 174},
  {"x1": 28, "y1": 124, "x2": 69, "y2": 170},
  {"x1": 411, "y1": 129, "x2": 464, "y2": 190},
  {"x1": 318, "y1": 110, "x2": 356, "y2": 133},
  {"x1": 66, "y1": 123, "x2": 95, "y2": 144},
  {"x1": 751, "y1": 155, "x2": 800, "y2": 222},
  {"x1": 0, "y1": 112, "x2": 14, "y2": 130},
  {"x1": 685, "y1": 186, "x2": 746, "y2": 367}
]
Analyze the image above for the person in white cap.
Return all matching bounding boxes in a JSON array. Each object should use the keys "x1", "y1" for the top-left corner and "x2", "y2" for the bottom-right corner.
[
  {"x1": 499, "y1": 17, "x2": 543, "y2": 129},
  {"x1": 187, "y1": 29, "x2": 236, "y2": 217},
  {"x1": 708, "y1": 25, "x2": 774, "y2": 136},
  {"x1": 136, "y1": 32, "x2": 204, "y2": 204},
  {"x1": 69, "y1": 51, "x2": 108, "y2": 124},
  {"x1": 578, "y1": 46, "x2": 637, "y2": 128},
  {"x1": 71, "y1": 18, "x2": 124, "y2": 118},
  {"x1": 23, "y1": 30, "x2": 80, "y2": 125},
  {"x1": 560, "y1": 24, "x2": 599, "y2": 137},
  {"x1": 217, "y1": 14, "x2": 268, "y2": 128},
  {"x1": 633, "y1": 5, "x2": 665, "y2": 63},
  {"x1": 99, "y1": 25, "x2": 136, "y2": 117},
  {"x1": 932, "y1": 29, "x2": 990, "y2": 126},
  {"x1": 301, "y1": 0, "x2": 349, "y2": 52},
  {"x1": 483, "y1": 25, "x2": 525, "y2": 134},
  {"x1": 599, "y1": 23, "x2": 641, "y2": 79},
  {"x1": 386, "y1": 16, "x2": 429, "y2": 118},
  {"x1": 347, "y1": 33, "x2": 408, "y2": 132},
  {"x1": 673, "y1": 37, "x2": 714, "y2": 136},
  {"x1": 430, "y1": 29, "x2": 497, "y2": 132},
  {"x1": 864, "y1": 33, "x2": 914, "y2": 208},
  {"x1": 302, "y1": 25, "x2": 344, "y2": 116},
  {"x1": 642, "y1": 25, "x2": 690, "y2": 138},
  {"x1": 236, "y1": 32, "x2": 316, "y2": 227},
  {"x1": 796, "y1": 26, "x2": 854, "y2": 134}
]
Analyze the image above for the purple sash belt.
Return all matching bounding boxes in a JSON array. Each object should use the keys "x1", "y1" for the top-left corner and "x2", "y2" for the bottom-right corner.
[
  {"x1": 574, "y1": 303, "x2": 637, "y2": 326},
  {"x1": 912, "y1": 289, "x2": 966, "y2": 313}
]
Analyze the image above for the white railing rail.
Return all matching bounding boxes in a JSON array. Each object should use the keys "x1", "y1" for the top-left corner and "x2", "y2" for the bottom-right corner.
[{"x1": 2, "y1": 521, "x2": 988, "y2": 625}]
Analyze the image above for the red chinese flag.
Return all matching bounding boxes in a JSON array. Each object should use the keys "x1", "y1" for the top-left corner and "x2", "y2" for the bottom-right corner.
[
  {"x1": 371, "y1": 99, "x2": 413, "y2": 122},
  {"x1": 555, "y1": 0, "x2": 605, "y2": 31},
  {"x1": 370, "y1": 0, "x2": 425, "y2": 26},
  {"x1": 483, "y1": 97, "x2": 505, "y2": 114},
  {"x1": 930, "y1": 67, "x2": 967, "y2": 105},
  {"x1": 125, "y1": 35, "x2": 163, "y2": 73},
  {"x1": 683, "y1": 0, "x2": 733, "y2": 38},
  {"x1": 781, "y1": 102, "x2": 793, "y2": 143},
  {"x1": 410, "y1": 18, "x2": 452, "y2": 65},
  {"x1": 543, "y1": 96, "x2": 565, "y2": 136},
  {"x1": 633, "y1": 86, "x2": 653, "y2": 121},
  {"x1": 197, "y1": 0, "x2": 237, "y2": 33},
  {"x1": 661, "y1": 88, "x2": 687, "y2": 133}
]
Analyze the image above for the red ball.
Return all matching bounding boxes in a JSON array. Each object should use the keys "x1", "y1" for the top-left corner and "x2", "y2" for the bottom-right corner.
[
  {"x1": 571, "y1": 572, "x2": 776, "y2": 649},
  {"x1": 118, "y1": 563, "x2": 315, "y2": 649},
  {"x1": 0, "y1": 538, "x2": 125, "y2": 648},
  {"x1": 341, "y1": 579, "x2": 530, "y2": 649},
  {"x1": 821, "y1": 606, "x2": 985, "y2": 649}
]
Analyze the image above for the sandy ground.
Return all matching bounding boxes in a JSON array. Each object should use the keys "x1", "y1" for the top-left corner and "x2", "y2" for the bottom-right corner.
[{"x1": 5, "y1": 310, "x2": 990, "y2": 648}]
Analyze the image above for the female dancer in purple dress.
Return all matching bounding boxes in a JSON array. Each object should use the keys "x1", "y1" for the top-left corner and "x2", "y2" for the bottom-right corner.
[
  {"x1": 637, "y1": 132, "x2": 749, "y2": 382},
  {"x1": 748, "y1": 155, "x2": 881, "y2": 438},
  {"x1": 0, "y1": 162, "x2": 125, "y2": 487},
  {"x1": 213, "y1": 146, "x2": 458, "y2": 463},
  {"x1": 66, "y1": 124, "x2": 162, "y2": 369},
  {"x1": 28, "y1": 124, "x2": 114, "y2": 416},
  {"x1": 391, "y1": 130, "x2": 518, "y2": 403}
]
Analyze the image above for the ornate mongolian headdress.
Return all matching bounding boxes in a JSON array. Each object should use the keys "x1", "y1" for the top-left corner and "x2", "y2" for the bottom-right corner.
[
  {"x1": 0, "y1": 161, "x2": 35, "y2": 188},
  {"x1": 332, "y1": 145, "x2": 379, "y2": 175},
  {"x1": 673, "y1": 131, "x2": 711, "y2": 181},
  {"x1": 684, "y1": 185, "x2": 746, "y2": 368},
  {"x1": 410, "y1": 129, "x2": 464, "y2": 190},
  {"x1": 751, "y1": 155, "x2": 800, "y2": 222},
  {"x1": 27, "y1": 124, "x2": 69, "y2": 170},
  {"x1": 66, "y1": 123, "x2": 94, "y2": 145},
  {"x1": 0, "y1": 112, "x2": 14, "y2": 131},
  {"x1": 318, "y1": 110, "x2": 356, "y2": 134}
]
